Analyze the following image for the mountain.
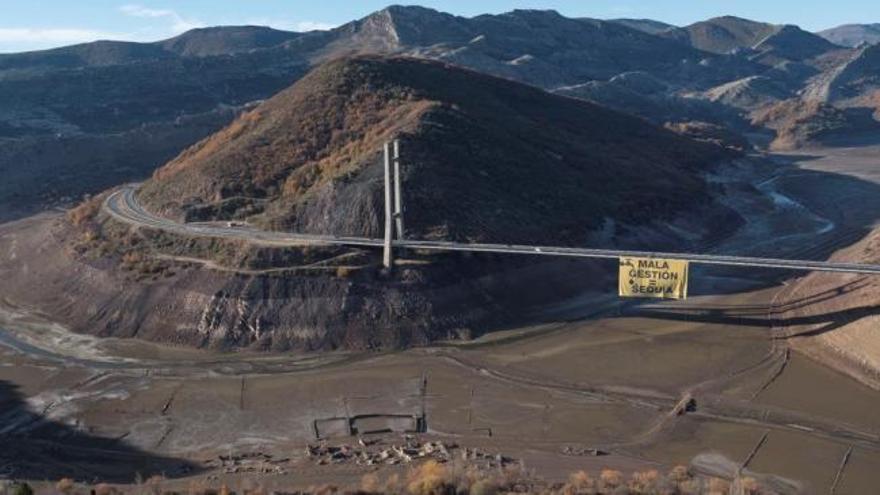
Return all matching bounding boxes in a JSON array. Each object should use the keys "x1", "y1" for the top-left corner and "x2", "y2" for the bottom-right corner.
[
  {"x1": 608, "y1": 18, "x2": 677, "y2": 35},
  {"x1": 554, "y1": 73, "x2": 745, "y2": 128},
  {"x1": 9, "y1": 55, "x2": 738, "y2": 351},
  {"x1": 747, "y1": 41, "x2": 880, "y2": 149},
  {"x1": 753, "y1": 25, "x2": 845, "y2": 64},
  {"x1": 0, "y1": 27, "x2": 302, "y2": 70},
  {"x1": 328, "y1": 4, "x2": 474, "y2": 50},
  {"x1": 0, "y1": 40, "x2": 172, "y2": 70},
  {"x1": 0, "y1": 6, "x2": 870, "y2": 222},
  {"x1": 663, "y1": 16, "x2": 841, "y2": 62},
  {"x1": 818, "y1": 24, "x2": 880, "y2": 47},
  {"x1": 662, "y1": 16, "x2": 778, "y2": 54},
  {"x1": 0, "y1": 7, "x2": 711, "y2": 126},
  {"x1": 0, "y1": 26, "x2": 303, "y2": 70},
  {"x1": 158, "y1": 26, "x2": 302, "y2": 57},
  {"x1": 397, "y1": 8, "x2": 705, "y2": 87},
  {"x1": 140, "y1": 56, "x2": 730, "y2": 244},
  {"x1": 0, "y1": 6, "x2": 720, "y2": 221},
  {"x1": 803, "y1": 43, "x2": 880, "y2": 106},
  {"x1": 340, "y1": 7, "x2": 752, "y2": 89},
  {"x1": 751, "y1": 98, "x2": 879, "y2": 149},
  {"x1": 0, "y1": 27, "x2": 318, "y2": 219}
]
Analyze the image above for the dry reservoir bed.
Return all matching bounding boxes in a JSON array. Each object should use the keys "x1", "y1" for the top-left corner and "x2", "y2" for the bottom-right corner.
[
  {"x1": 3, "y1": 143, "x2": 880, "y2": 493},
  {"x1": 2, "y1": 282, "x2": 880, "y2": 493}
]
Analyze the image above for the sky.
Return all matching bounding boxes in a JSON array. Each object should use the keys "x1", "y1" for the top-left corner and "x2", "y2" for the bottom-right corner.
[{"x1": 1, "y1": 0, "x2": 879, "y2": 53}]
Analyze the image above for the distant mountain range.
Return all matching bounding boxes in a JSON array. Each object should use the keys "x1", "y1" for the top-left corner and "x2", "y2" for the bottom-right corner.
[
  {"x1": 2, "y1": 5, "x2": 880, "y2": 219},
  {"x1": 818, "y1": 24, "x2": 880, "y2": 47}
]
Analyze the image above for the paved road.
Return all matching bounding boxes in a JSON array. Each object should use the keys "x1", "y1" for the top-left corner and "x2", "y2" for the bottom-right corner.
[
  {"x1": 104, "y1": 186, "x2": 880, "y2": 275},
  {"x1": 104, "y1": 186, "x2": 385, "y2": 249}
]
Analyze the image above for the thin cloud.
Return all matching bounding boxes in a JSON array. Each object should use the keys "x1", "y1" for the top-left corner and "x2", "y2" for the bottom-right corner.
[
  {"x1": 119, "y1": 4, "x2": 204, "y2": 34},
  {"x1": 245, "y1": 18, "x2": 337, "y2": 32},
  {"x1": 119, "y1": 5, "x2": 175, "y2": 18},
  {"x1": 0, "y1": 27, "x2": 128, "y2": 45},
  {"x1": 0, "y1": 8, "x2": 335, "y2": 52},
  {"x1": 293, "y1": 21, "x2": 337, "y2": 32}
]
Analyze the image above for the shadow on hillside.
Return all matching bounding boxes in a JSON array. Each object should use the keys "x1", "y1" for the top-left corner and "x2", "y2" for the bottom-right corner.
[
  {"x1": 764, "y1": 152, "x2": 825, "y2": 164},
  {"x1": 0, "y1": 380, "x2": 199, "y2": 482},
  {"x1": 624, "y1": 279, "x2": 880, "y2": 339},
  {"x1": 820, "y1": 131, "x2": 880, "y2": 148}
]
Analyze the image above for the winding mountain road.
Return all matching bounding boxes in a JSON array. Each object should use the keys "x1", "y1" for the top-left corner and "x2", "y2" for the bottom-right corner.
[{"x1": 105, "y1": 185, "x2": 880, "y2": 275}]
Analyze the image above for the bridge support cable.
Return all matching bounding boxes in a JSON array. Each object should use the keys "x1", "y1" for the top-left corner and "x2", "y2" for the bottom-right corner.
[
  {"x1": 393, "y1": 139, "x2": 405, "y2": 240},
  {"x1": 383, "y1": 141, "x2": 394, "y2": 269},
  {"x1": 383, "y1": 139, "x2": 406, "y2": 270}
]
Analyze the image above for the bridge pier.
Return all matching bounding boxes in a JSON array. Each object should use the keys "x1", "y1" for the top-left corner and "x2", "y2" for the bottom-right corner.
[{"x1": 383, "y1": 139, "x2": 404, "y2": 270}]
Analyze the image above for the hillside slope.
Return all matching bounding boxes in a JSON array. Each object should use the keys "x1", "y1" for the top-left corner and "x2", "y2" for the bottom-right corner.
[
  {"x1": 782, "y1": 229, "x2": 880, "y2": 389},
  {"x1": 751, "y1": 98, "x2": 879, "y2": 150},
  {"x1": 140, "y1": 56, "x2": 730, "y2": 245},
  {"x1": 609, "y1": 19, "x2": 677, "y2": 35}
]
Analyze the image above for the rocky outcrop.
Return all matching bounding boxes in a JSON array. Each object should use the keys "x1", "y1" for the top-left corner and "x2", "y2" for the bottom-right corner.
[
  {"x1": 702, "y1": 76, "x2": 791, "y2": 110},
  {"x1": 0, "y1": 214, "x2": 617, "y2": 350},
  {"x1": 804, "y1": 44, "x2": 880, "y2": 106}
]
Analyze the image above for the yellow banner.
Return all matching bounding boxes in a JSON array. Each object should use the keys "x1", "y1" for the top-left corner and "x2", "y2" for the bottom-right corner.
[{"x1": 619, "y1": 257, "x2": 689, "y2": 300}]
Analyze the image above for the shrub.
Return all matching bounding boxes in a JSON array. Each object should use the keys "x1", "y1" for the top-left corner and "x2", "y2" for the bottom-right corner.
[
  {"x1": 67, "y1": 197, "x2": 101, "y2": 227},
  {"x1": 629, "y1": 469, "x2": 664, "y2": 494},
  {"x1": 361, "y1": 473, "x2": 381, "y2": 494},
  {"x1": 309, "y1": 484, "x2": 337, "y2": 495},
  {"x1": 598, "y1": 469, "x2": 623, "y2": 491},
  {"x1": 146, "y1": 476, "x2": 166, "y2": 495},
  {"x1": 94, "y1": 483, "x2": 118, "y2": 495},
  {"x1": 562, "y1": 470, "x2": 594, "y2": 495},
  {"x1": 11, "y1": 483, "x2": 33, "y2": 495},
  {"x1": 469, "y1": 479, "x2": 497, "y2": 495},
  {"x1": 81, "y1": 230, "x2": 99, "y2": 243},
  {"x1": 384, "y1": 473, "x2": 402, "y2": 495},
  {"x1": 56, "y1": 478, "x2": 76, "y2": 495},
  {"x1": 668, "y1": 465, "x2": 690, "y2": 483},
  {"x1": 737, "y1": 476, "x2": 761, "y2": 495},
  {"x1": 407, "y1": 460, "x2": 452, "y2": 495},
  {"x1": 707, "y1": 477, "x2": 731, "y2": 495},
  {"x1": 122, "y1": 251, "x2": 145, "y2": 265}
]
